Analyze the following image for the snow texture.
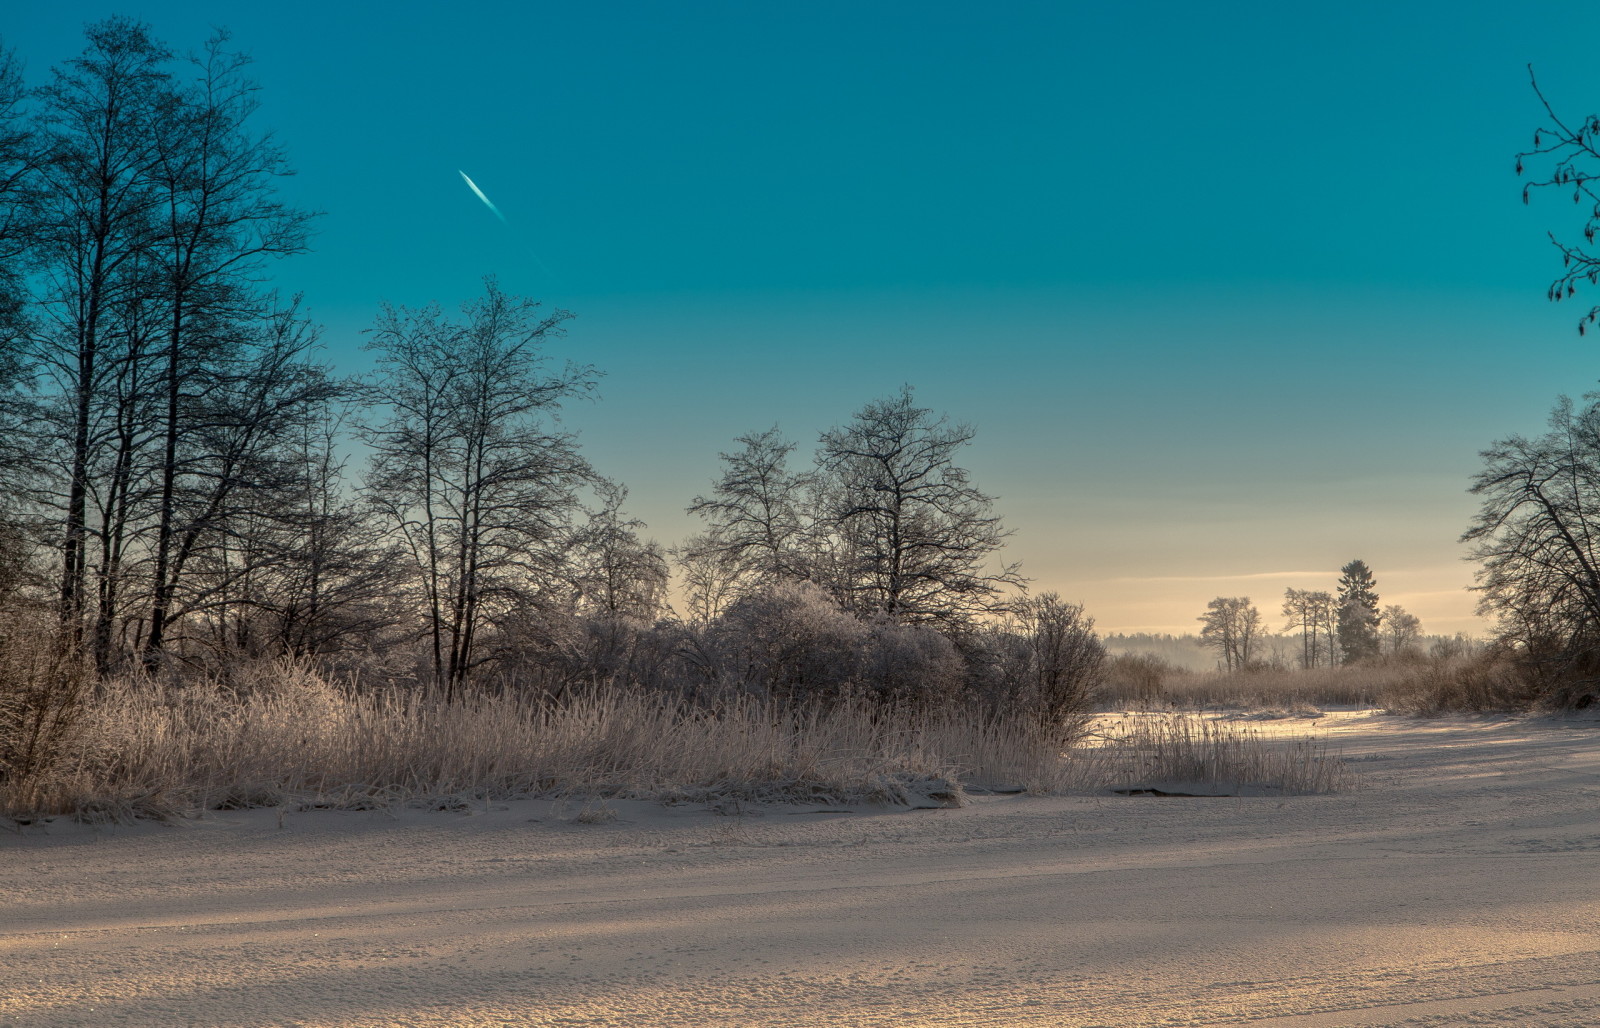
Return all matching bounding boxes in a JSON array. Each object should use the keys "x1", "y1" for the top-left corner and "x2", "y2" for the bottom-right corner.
[{"x1": 5, "y1": 710, "x2": 1600, "y2": 1026}]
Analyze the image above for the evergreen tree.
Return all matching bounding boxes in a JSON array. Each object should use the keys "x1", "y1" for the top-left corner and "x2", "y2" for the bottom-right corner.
[{"x1": 1336, "y1": 559, "x2": 1381, "y2": 662}]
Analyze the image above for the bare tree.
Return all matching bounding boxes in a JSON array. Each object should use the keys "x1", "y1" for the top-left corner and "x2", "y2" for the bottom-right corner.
[
  {"x1": 687, "y1": 426, "x2": 812, "y2": 589},
  {"x1": 0, "y1": 39, "x2": 35, "y2": 351},
  {"x1": 566, "y1": 482, "x2": 669, "y2": 623},
  {"x1": 1198, "y1": 596, "x2": 1263, "y2": 672},
  {"x1": 672, "y1": 532, "x2": 744, "y2": 625},
  {"x1": 1283, "y1": 588, "x2": 1337, "y2": 669},
  {"x1": 1381, "y1": 603, "x2": 1421, "y2": 656},
  {"x1": 1015, "y1": 593, "x2": 1104, "y2": 735},
  {"x1": 134, "y1": 305, "x2": 338, "y2": 659},
  {"x1": 192, "y1": 392, "x2": 400, "y2": 660},
  {"x1": 1464, "y1": 393, "x2": 1600, "y2": 668},
  {"x1": 0, "y1": 41, "x2": 40, "y2": 573},
  {"x1": 1516, "y1": 67, "x2": 1600, "y2": 335},
  {"x1": 141, "y1": 30, "x2": 316, "y2": 660},
  {"x1": 27, "y1": 18, "x2": 170, "y2": 639},
  {"x1": 814, "y1": 386, "x2": 1023, "y2": 626},
  {"x1": 15, "y1": 21, "x2": 319, "y2": 671},
  {"x1": 361, "y1": 281, "x2": 596, "y2": 695}
]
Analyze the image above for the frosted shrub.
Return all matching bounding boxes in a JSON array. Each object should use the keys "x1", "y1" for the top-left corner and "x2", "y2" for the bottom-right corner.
[
  {"x1": 712, "y1": 582, "x2": 866, "y2": 702},
  {"x1": 859, "y1": 618, "x2": 965, "y2": 707}
]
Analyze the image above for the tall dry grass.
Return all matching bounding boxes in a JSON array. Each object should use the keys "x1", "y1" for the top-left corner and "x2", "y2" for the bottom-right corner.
[
  {"x1": 1077, "y1": 713, "x2": 1348, "y2": 795},
  {"x1": 2, "y1": 657, "x2": 1353, "y2": 822},
  {"x1": 2, "y1": 662, "x2": 1081, "y2": 820}
]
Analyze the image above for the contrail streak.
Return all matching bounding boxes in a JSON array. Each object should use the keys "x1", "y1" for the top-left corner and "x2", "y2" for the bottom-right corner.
[{"x1": 458, "y1": 170, "x2": 506, "y2": 222}]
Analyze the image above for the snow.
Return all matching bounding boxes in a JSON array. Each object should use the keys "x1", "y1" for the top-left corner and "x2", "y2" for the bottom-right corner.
[{"x1": 5, "y1": 710, "x2": 1600, "y2": 1026}]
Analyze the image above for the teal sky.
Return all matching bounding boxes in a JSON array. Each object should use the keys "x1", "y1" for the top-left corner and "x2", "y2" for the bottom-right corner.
[{"x1": 9, "y1": 1, "x2": 1600, "y2": 634}]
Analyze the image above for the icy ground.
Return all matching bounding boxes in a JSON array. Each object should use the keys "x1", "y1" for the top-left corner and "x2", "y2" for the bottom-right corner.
[{"x1": 5, "y1": 710, "x2": 1600, "y2": 1026}]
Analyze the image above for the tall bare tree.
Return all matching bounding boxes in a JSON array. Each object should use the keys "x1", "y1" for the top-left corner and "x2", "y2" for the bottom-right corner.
[
  {"x1": 361, "y1": 281, "x2": 596, "y2": 695},
  {"x1": 17, "y1": 20, "x2": 318, "y2": 669},
  {"x1": 1282, "y1": 588, "x2": 1337, "y2": 669},
  {"x1": 0, "y1": 41, "x2": 40, "y2": 565},
  {"x1": 1464, "y1": 393, "x2": 1600, "y2": 668},
  {"x1": 814, "y1": 386, "x2": 1023, "y2": 625},
  {"x1": 28, "y1": 18, "x2": 170, "y2": 639},
  {"x1": 0, "y1": 40, "x2": 35, "y2": 351},
  {"x1": 141, "y1": 30, "x2": 315, "y2": 660}
]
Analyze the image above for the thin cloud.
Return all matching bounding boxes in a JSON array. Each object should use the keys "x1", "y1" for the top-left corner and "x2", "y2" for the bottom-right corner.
[{"x1": 1094, "y1": 570, "x2": 1335, "y2": 585}]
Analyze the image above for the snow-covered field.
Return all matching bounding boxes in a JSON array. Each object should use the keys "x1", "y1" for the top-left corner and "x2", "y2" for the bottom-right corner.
[{"x1": 5, "y1": 710, "x2": 1600, "y2": 1027}]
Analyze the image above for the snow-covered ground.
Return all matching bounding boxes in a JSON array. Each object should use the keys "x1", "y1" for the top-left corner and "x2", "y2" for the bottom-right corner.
[{"x1": 5, "y1": 710, "x2": 1600, "y2": 1027}]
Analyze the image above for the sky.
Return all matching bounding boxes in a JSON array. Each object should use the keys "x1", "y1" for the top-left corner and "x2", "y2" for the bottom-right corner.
[{"x1": 9, "y1": 1, "x2": 1600, "y2": 635}]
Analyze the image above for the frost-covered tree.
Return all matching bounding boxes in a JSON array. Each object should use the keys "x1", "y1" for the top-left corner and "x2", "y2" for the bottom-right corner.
[
  {"x1": 1016, "y1": 593, "x2": 1104, "y2": 733},
  {"x1": 686, "y1": 426, "x2": 812, "y2": 590},
  {"x1": 566, "y1": 482, "x2": 668, "y2": 623},
  {"x1": 361, "y1": 281, "x2": 595, "y2": 695}
]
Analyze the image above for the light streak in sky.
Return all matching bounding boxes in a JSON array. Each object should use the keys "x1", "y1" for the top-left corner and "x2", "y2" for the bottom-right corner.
[{"x1": 458, "y1": 170, "x2": 506, "y2": 222}]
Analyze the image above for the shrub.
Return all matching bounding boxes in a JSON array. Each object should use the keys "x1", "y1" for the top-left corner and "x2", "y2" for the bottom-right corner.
[
  {"x1": 1380, "y1": 648, "x2": 1546, "y2": 714},
  {"x1": 1101, "y1": 652, "x2": 1174, "y2": 705},
  {"x1": 710, "y1": 582, "x2": 866, "y2": 702},
  {"x1": 859, "y1": 618, "x2": 965, "y2": 707},
  {"x1": 0, "y1": 622, "x2": 92, "y2": 808}
]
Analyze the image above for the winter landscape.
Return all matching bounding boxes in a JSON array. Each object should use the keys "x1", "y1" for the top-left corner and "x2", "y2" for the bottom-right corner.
[{"x1": 6, "y1": 4, "x2": 1600, "y2": 1026}]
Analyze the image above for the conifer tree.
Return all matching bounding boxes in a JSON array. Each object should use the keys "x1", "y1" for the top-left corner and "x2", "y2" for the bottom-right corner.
[{"x1": 1336, "y1": 559, "x2": 1381, "y2": 663}]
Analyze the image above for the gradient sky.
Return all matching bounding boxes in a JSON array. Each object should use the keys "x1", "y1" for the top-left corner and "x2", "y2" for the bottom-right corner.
[{"x1": 9, "y1": 1, "x2": 1600, "y2": 635}]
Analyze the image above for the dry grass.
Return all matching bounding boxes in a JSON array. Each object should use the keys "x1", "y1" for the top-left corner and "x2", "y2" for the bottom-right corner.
[
  {"x1": 1, "y1": 662, "x2": 1077, "y2": 820},
  {"x1": 1, "y1": 658, "x2": 1354, "y2": 823},
  {"x1": 1099, "y1": 653, "x2": 1550, "y2": 716},
  {"x1": 1100, "y1": 662, "x2": 1391, "y2": 712},
  {"x1": 1074, "y1": 713, "x2": 1348, "y2": 795},
  {"x1": 1378, "y1": 652, "x2": 1546, "y2": 714}
]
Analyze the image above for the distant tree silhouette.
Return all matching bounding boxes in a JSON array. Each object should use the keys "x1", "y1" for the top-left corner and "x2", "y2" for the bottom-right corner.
[
  {"x1": 1283, "y1": 588, "x2": 1337, "y2": 669},
  {"x1": 1335, "y1": 560, "x2": 1381, "y2": 663},
  {"x1": 1381, "y1": 604, "x2": 1421, "y2": 656},
  {"x1": 686, "y1": 426, "x2": 812, "y2": 592},
  {"x1": 1197, "y1": 596, "x2": 1263, "y2": 672}
]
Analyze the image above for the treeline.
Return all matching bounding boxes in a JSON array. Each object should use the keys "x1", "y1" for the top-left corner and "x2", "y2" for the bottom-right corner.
[
  {"x1": 1106, "y1": 631, "x2": 1482, "y2": 675},
  {"x1": 1191, "y1": 561, "x2": 1428, "y2": 673},
  {"x1": 0, "y1": 20, "x2": 1103, "y2": 731}
]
